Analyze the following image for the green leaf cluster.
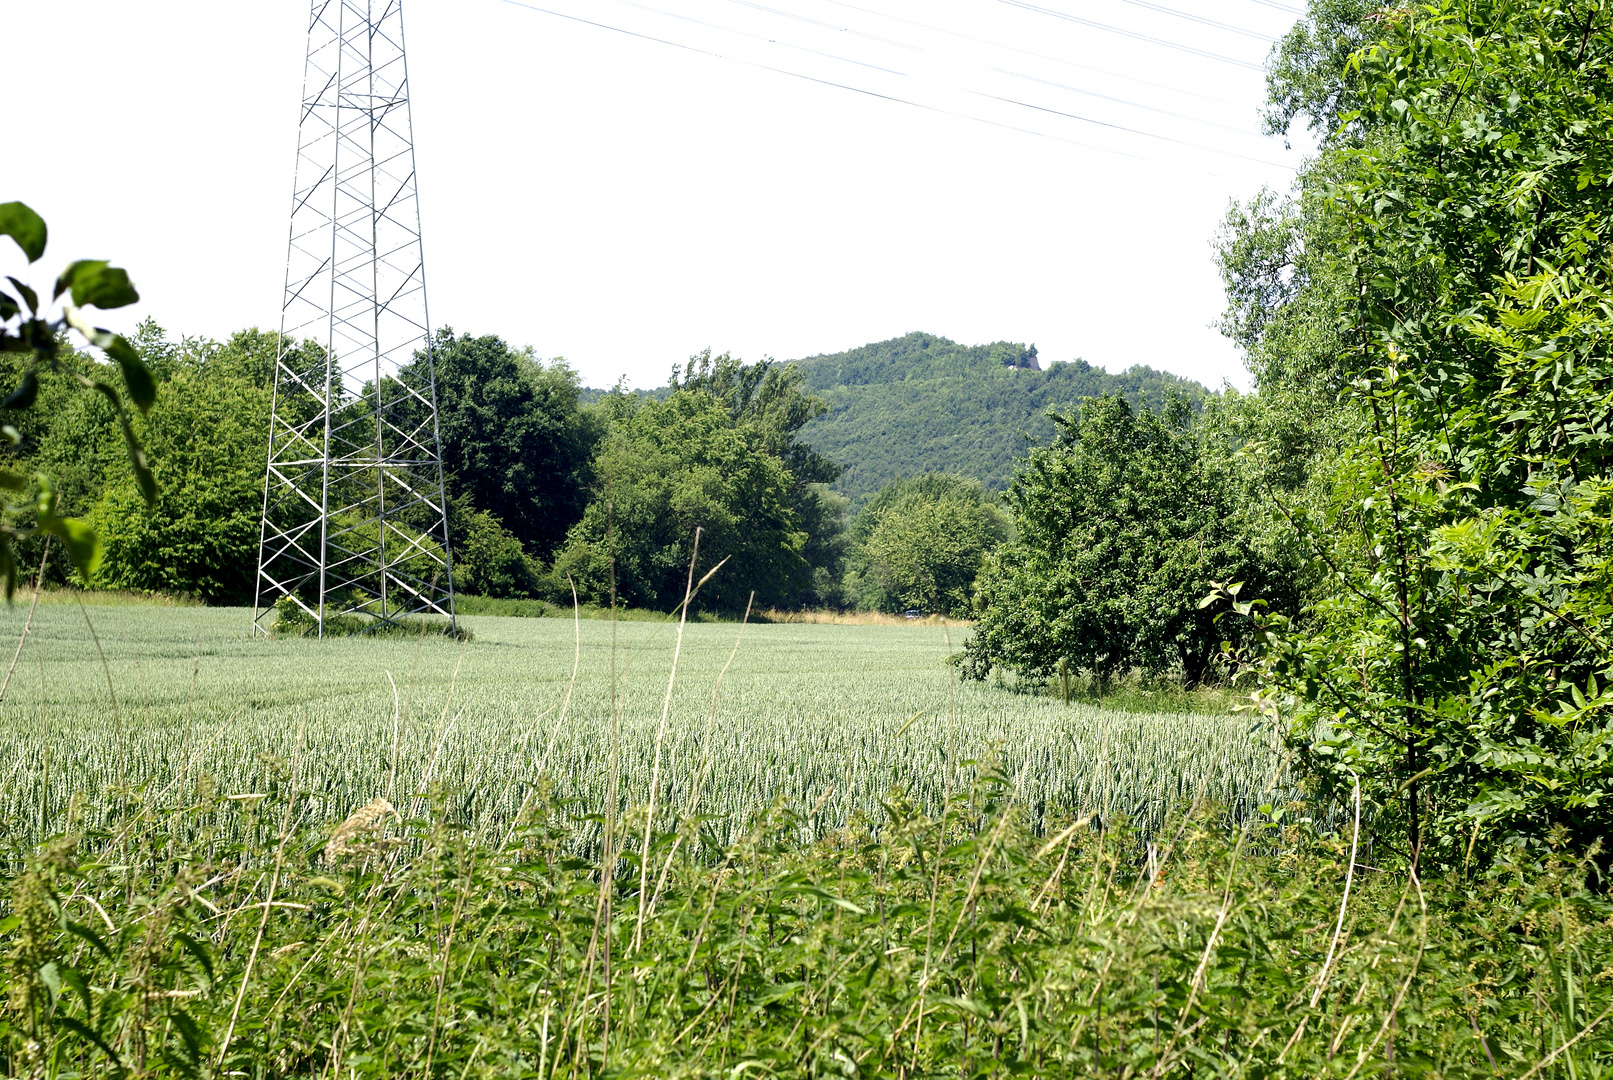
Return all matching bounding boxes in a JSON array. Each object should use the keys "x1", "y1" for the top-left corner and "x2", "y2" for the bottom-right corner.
[
  {"x1": 85, "y1": 329, "x2": 279, "y2": 603},
  {"x1": 555, "y1": 388, "x2": 815, "y2": 611},
  {"x1": 449, "y1": 498, "x2": 543, "y2": 599},
  {"x1": 0, "y1": 201, "x2": 156, "y2": 594},
  {"x1": 396, "y1": 329, "x2": 599, "y2": 565}
]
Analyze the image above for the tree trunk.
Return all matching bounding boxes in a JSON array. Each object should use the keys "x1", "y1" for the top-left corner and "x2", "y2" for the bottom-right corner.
[{"x1": 1179, "y1": 642, "x2": 1208, "y2": 690}]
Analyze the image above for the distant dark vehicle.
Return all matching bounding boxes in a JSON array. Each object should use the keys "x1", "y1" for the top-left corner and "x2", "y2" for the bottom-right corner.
[{"x1": 904, "y1": 609, "x2": 923, "y2": 619}]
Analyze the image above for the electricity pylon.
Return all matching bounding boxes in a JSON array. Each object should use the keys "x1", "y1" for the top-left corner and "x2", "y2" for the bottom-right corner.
[{"x1": 254, "y1": 0, "x2": 455, "y2": 637}]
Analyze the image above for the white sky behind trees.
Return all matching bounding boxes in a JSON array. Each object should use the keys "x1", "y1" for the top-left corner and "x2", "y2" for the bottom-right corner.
[{"x1": 13, "y1": 1, "x2": 1312, "y2": 391}]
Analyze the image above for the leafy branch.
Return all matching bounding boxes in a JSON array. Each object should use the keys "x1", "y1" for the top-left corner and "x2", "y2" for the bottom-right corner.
[{"x1": 0, "y1": 201, "x2": 156, "y2": 595}]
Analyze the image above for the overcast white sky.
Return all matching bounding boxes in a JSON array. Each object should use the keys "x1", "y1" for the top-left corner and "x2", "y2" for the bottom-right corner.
[{"x1": 10, "y1": 0, "x2": 1309, "y2": 391}]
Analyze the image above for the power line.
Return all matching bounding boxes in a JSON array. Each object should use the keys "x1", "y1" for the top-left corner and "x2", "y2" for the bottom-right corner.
[
  {"x1": 723, "y1": 0, "x2": 919, "y2": 51},
  {"x1": 813, "y1": 0, "x2": 1255, "y2": 109},
  {"x1": 1113, "y1": 0, "x2": 1272, "y2": 41},
  {"x1": 1247, "y1": 0, "x2": 1306, "y2": 15},
  {"x1": 996, "y1": 0, "x2": 1264, "y2": 69},
  {"x1": 604, "y1": 0, "x2": 913, "y2": 77},
  {"x1": 974, "y1": 91, "x2": 1292, "y2": 167},
  {"x1": 494, "y1": 0, "x2": 1293, "y2": 175},
  {"x1": 495, "y1": 0, "x2": 1152, "y2": 163},
  {"x1": 738, "y1": 0, "x2": 1271, "y2": 137},
  {"x1": 992, "y1": 68, "x2": 1263, "y2": 137},
  {"x1": 767, "y1": 0, "x2": 1281, "y2": 154}
]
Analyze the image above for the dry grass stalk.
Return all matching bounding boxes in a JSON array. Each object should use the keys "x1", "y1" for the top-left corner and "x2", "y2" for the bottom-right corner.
[
  {"x1": 758, "y1": 608, "x2": 971, "y2": 626},
  {"x1": 0, "y1": 537, "x2": 51, "y2": 707},
  {"x1": 323, "y1": 797, "x2": 402, "y2": 864}
]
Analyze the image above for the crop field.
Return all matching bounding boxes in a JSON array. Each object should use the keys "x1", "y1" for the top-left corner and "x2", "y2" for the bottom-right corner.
[
  {"x1": 0, "y1": 601, "x2": 1289, "y2": 848},
  {"x1": 2, "y1": 602, "x2": 1606, "y2": 1080}
]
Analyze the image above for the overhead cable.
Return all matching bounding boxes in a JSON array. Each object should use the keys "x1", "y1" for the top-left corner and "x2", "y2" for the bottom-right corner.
[
  {"x1": 723, "y1": 0, "x2": 919, "y2": 50},
  {"x1": 974, "y1": 91, "x2": 1291, "y2": 167},
  {"x1": 494, "y1": 0, "x2": 1293, "y2": 174},
  {"x1": 743, "y1": 0, "x2": 1270, "y2": 134},
  {"x1": 495, "y1": 0, "x2": 1152, "y2": 163},
  {"x1": 992, "y1": 68, "x2": 1263, "y2": 136},
  {"x1": 598, "y1": 0, "x2": 1273, "y2": 136},
  {"x1": 814, "y1": 0, "x2": 1254, "y2": 108},
  {"x1": 603, "y1": 0, "x2": 911, "y2": 76},
  {"x1": 996, "y1": 0, "x2": 1264, "y2": 69},
  {"x1": 1247, "y1": 0, "x2": 1305, "y2": 14},
  {"x1": 1112, "y1": 0, "x2": 1272, "y2": 40}
]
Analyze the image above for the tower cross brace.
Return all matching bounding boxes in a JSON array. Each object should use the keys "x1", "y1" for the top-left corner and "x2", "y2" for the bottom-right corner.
[{"x1": 254, "y1": 0, "x2": 456, "y2": 636}]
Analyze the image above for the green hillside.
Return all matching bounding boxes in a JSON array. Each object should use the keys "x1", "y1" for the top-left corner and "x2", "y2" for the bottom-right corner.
[{"x1": 791, "y1": 332, "x2": 1206, "y2": 502}]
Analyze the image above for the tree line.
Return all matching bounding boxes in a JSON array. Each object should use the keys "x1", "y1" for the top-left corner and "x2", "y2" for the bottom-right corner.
[{"x1": 0, "y1": 324, "x2": 1010, "y2": 617}]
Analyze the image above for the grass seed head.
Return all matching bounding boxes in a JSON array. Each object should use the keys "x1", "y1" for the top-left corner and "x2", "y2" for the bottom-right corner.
[{"x1": 323, "y1": 796, "x2": 401, "y2": 864}]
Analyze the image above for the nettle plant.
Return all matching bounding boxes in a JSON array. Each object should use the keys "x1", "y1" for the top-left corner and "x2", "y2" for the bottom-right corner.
[{"x1": 0, "y1": 201, "x2": 155, "y2": 594}]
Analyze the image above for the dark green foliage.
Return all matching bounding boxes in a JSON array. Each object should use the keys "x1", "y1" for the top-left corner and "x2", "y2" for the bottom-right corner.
[
  {"x1": 672, "y1": 350, "x2": 848, "y2": 607},
  {"x1": 556, "y1": 353, "x2": 848, "y2": 612},
  {"x1": 555, "y1": 390, "x2": 811, "y2": 611},
  {"x1": 0, "y1": 347, "x2": 125, "y2": 582},
  {"x1": 270, "y1": 594, "x2": 470, "y2": 639},
  {"x1": 793, "y1": 483, "x2": 852, "y2": 609},
  {"x1": 966, "y1": 395, "x2": 1293, "y2": 689},
  {"x1": 1232, "y1": 0, "x2": 1613, "y2": 871},
  {"x1": 2, "y1": 777, "x2": 1608, "y2": 1078},
  {"x1": 449, "y1": 497, "x2": 540, "y2": 599},
  {"x1": 6, "y1": 325, "x2": 304, "y2": 604},
  {"x1": 451, "y1": 593, "x2": 550, "y2": 617},
  {"x1": 0, "y1": 201, "x2": 47, "y2": 263},
  {"x1": 399, "y1": 329, "x2": 599, "y2": 563},
  {"x1": 52, "y1": 324, "x2": 596, "y2": 606},
  {"x1": 845, "y1": 473, "x2": 1009, "y2": 615},
  {"x1": 793, "y1": 332, "x2": 1207, "y2": 502},
  {"x1": 673, "y1": 348, "x2": 839, "y2": 485}
]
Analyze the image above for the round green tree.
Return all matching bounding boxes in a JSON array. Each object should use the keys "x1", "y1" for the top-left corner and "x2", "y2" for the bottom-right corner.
[{"x1": 846, "y1": 473, "x2": 1009, "y2": 616}]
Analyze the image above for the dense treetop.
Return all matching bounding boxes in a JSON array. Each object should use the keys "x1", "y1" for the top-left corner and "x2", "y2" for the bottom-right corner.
[
  {"x1": 398, "y1": 329, "x2": 598, "y2": 563},
  {"x1": 844, "y1": 472, "x2": 1009, "y2": 616},
  {"x1": 552, "y1": 387, "x2": 816, "y2": 612}
]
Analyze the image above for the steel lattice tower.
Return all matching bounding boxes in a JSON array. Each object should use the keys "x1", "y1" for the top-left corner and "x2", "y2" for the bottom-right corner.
[{"x1": 254, "y1": 0, "x2": 455, "y2": 637}]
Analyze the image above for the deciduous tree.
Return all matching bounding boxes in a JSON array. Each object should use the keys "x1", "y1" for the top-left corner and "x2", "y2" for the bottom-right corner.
[
  {"x1": 554, "y1": 390, "x2": 809, "y2": 611},
  {"x1": 846, "y1": 473, "x2": 1008, "y2": 616},
  {"x1": 398, "y1": 329, "x2": 598, "y2": 563},
  {"x1": 965, "y1": 395, "x2": 1286, "y2": 689}
]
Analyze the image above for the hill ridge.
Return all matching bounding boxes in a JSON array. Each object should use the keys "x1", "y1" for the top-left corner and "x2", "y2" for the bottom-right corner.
[{"x1": 789, "y1": 331, "x2": 1205, "y2": 502}]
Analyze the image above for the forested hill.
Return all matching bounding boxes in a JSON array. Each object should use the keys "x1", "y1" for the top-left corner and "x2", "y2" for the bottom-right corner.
[{"x1": 790, "y1": 332, "x2": 1206, "y2": 502}]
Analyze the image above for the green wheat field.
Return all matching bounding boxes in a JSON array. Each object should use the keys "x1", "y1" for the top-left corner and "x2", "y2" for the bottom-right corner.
[{"x1": 0, "y1": 603, "x2": 1286, "y2": 847}]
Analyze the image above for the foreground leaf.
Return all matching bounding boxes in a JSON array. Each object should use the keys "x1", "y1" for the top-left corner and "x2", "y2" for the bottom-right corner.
[{"x1": 0, "y1": 201, "x2": 46, "y2": 262}]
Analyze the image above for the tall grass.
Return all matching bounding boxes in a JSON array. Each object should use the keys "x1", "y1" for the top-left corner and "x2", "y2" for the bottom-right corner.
[{"x1": 2, "y1": 771, "x2": 1607, "y2": 1078}]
